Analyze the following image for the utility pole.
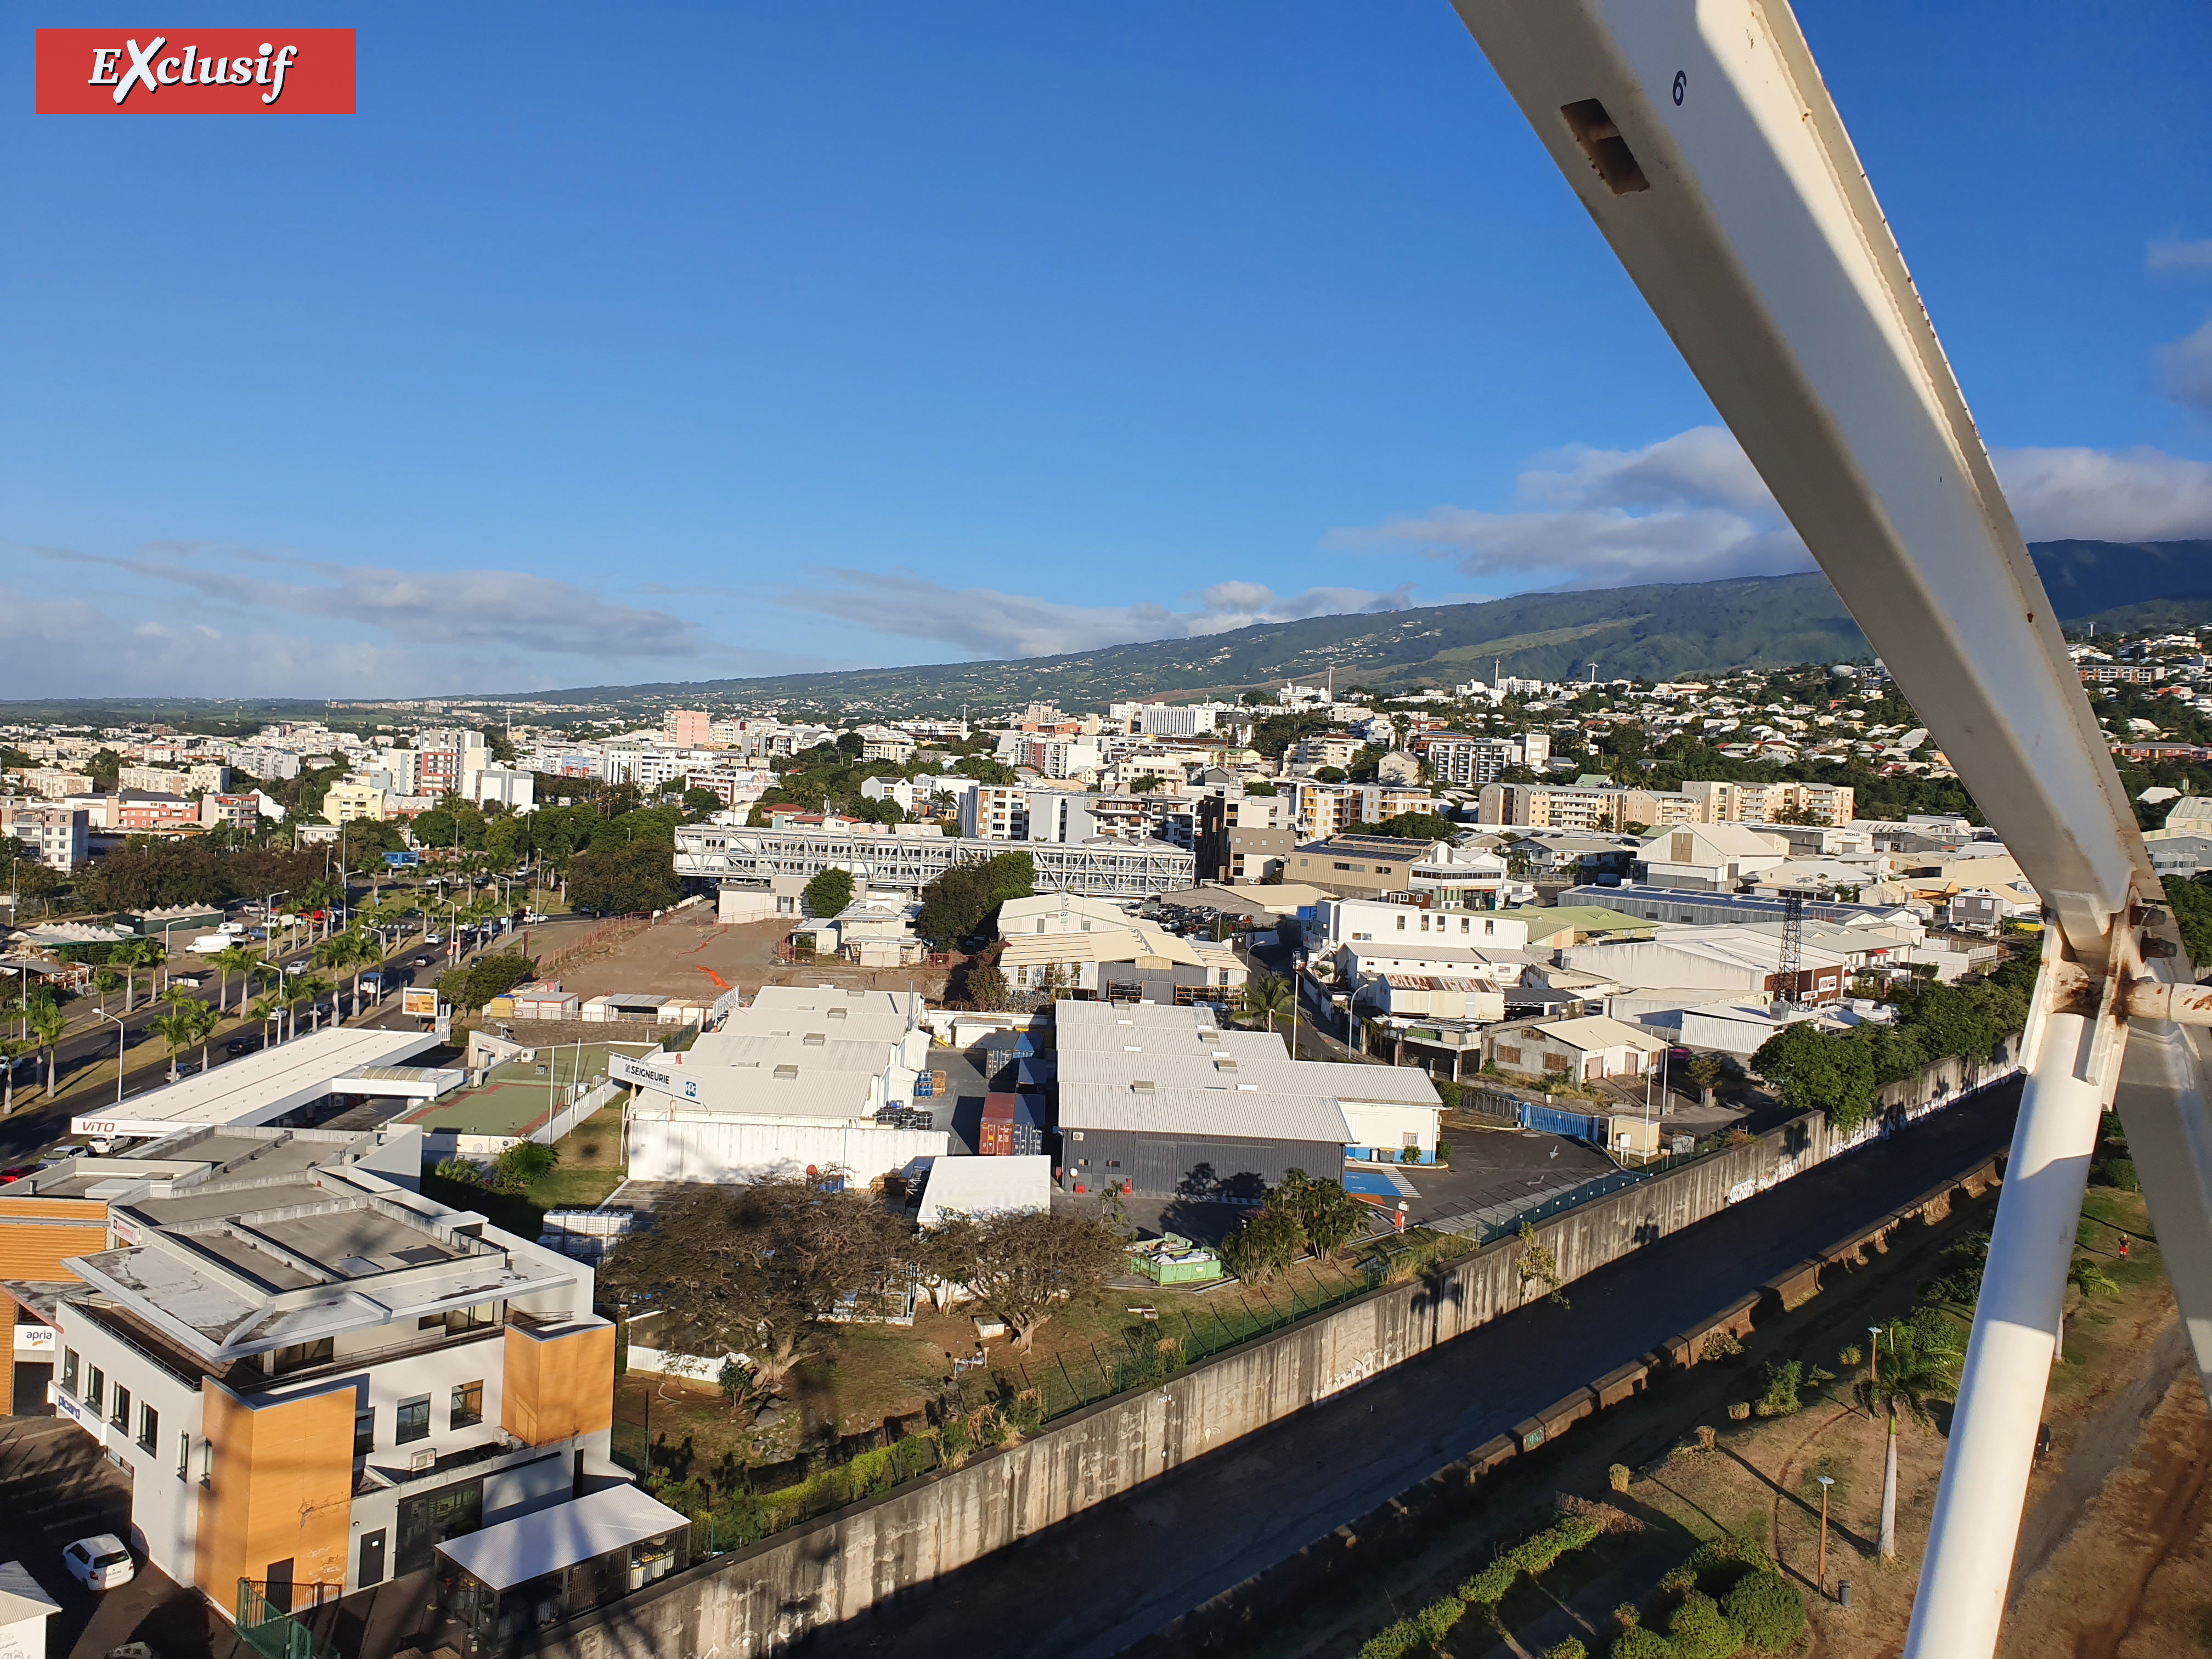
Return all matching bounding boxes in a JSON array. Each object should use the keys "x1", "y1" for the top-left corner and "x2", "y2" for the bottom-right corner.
[{"x1": 1816, "y1": 1475, "x2": 1835, "y2": 1594}]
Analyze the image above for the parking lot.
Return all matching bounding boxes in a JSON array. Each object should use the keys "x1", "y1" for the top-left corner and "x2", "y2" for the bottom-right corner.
[{"x1": 0, "y1": 1417, "x2": 236, "y2": 1659}]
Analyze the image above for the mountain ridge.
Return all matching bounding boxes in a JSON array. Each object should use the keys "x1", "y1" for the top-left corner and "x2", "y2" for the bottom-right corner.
[{"x1": 494, "y1": 539, "x2": 2212, "y2": 713}]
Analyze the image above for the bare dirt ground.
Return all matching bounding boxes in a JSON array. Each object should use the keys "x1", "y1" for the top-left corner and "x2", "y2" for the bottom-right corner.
[{"x1": 545, "y1": 911, "x2": 951, "y2": 1002}]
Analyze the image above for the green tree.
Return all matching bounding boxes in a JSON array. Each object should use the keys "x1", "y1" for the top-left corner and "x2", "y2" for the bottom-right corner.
[
  {"x1": 1266, "y1": 1169, "x2": 1366, "y2": 1259},
  {"x1": 915, "y1": 853, "x2": 1036, "y2": 946},
  {"x1": 1858, "y1": 1319, "x2": 1961, "y2": 1558},
  {"x1": 1220, "y1": 1206, "x2": 1304, "y2": 1284},
  {"x1": 959, "y1": 1207, "x2": 1124, "y2": 1352},
  {"x1": 1242, "y1": 972, "x2": 1294, "y2": 1035},
  {"x1": 567, "y1": 839, "x2": 680, "y2": 915},
  {"x1": 1751, "y1": 1023, "x2": 1880, "y2": 1135},
  {"x1": 803, "y1": 867, "x2": 857, "y2": 919},
  {"x1": 111, "y1": 936, "x2": 166, "y2": 1013},
  {"x1": 91, "y1": 967, "x2": 123, "y2": 1015},
  {"x1": 212, "y1": 944, "x2": 262, "y2": 1016},
  {"x1": 26, "y1": 1001, "x2": 67, "y2": 1099}
]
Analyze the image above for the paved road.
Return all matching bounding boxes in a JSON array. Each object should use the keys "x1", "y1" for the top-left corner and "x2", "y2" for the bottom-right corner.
[{"x1": 796, "y1": 1077, "x2": 2023, "y2": 1659}]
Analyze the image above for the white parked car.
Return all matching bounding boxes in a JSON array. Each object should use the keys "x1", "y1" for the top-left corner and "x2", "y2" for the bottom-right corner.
[{"x1": 63, "y1": 1533, "x2": 134, "y2": 1592}]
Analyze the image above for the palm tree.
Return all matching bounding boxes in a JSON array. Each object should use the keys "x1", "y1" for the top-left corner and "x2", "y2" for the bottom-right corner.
[
  {"x1": 289, "y1": 975, "x2": 332, "y2": 1035},
  {"x1": 246, "y1": 994, "x2": 282, "y2": 1051},
  {"x1": 27, "y1": 1001, "x2": 66, "y2": 1100},
  {"x1": 211, "y1": 944, "x2": 262, "y2": 1016},
  {"x1": 0, "y1": 1039, "x2": 26, "y2": 1114},
  {"x1": 1857, "y1": 1320, "x2": 1962, "y2": 1558},
  {"x1": 1242, "y1": 972, "x2": 1294, "y2": 1036},
  {"x1": 149, "y1": 1003, "x2": 198, "y2": 1082},
  {"x1": 113, "y1": 937, "x2": 163, "y2": 1013},
  {"x1": 91, "y1": 967, "x2": 122, "y2": 1014}
]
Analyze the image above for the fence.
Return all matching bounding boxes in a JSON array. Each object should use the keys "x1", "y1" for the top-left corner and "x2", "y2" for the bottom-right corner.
[
  {"x1": 1011, "y1": 1257, "x2": 1389, "y2": 1423},
  {"x1": 236, "y1": 1578, "x2": 339, "y2": 1659},
  {"x1": 1455, "y1": 1087, "x2": 1523, "y2": 1126},
  {"x1": 530, "y1": 1077, "x2": 621, "y2": 1147},
  {"x1": 1516, "y1": 1101, "x2": 1607, "y2": 1141}
]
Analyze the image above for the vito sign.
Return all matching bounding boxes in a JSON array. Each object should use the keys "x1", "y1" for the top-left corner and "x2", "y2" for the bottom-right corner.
[{"x1": 37, "y1": 29, "x2": 356, "y2": 113}]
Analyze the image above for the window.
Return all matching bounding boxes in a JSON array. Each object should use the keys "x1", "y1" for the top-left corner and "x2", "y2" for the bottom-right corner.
[
  {"x1": 395, "y1": 1396, "x2": 432, "y2": 1444},
  {"x1": 59, "y1": 1348, "x2": 77, "y2": 1397},
  {"x1": 1402, "y1": 1131, "x2": 1421, "y2": 1149},
  {"x1": 1396, "y1": 915, "x2": 1406, "y2": 930},
  {"x1": 178, "y1": 1431, "x2": 190, "y2": 1480},
  {"x1": 138, "y1": 1402, "x2": 159, "y2": 1454},
  {"x1": 450, "y1": 1383, "x2": 483, "y2": 1430},
  {"x1": 86, "y1": 1367, "x2": 103, "y2": 1417},
  {"x1": 355, "y1": 1407, "x2": 375, "y2": 1457},
  {"x1": 270, "y1": 1338, "x2": 334, "y2": 1374},
  {"x1": 111, "y1": 1384, "x2": 131, "y2": 1430}
]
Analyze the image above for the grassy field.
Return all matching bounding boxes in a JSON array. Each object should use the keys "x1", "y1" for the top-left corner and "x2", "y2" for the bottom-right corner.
[{"x1": 418, "y1": 1102, "x2": 625, "y2": 1235}]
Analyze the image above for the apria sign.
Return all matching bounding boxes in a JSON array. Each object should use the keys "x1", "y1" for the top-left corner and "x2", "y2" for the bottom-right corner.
[{"x1": 37, "y1": 29, "x2": 356, "y2": 113}]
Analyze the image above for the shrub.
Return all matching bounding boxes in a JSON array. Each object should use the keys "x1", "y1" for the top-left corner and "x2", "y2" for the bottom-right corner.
[
  {"x1": 1701, "y1": 1329, "x2": 1745, "y2": 1363},
  {"x1": 1728, "y1": 1401, "x2": 1751, "y2": 1421},
  {"x1": 1559, "y1": 1496, "x2": 1643, "y2": 1534},
  {"x1": 1414, "y1": 1596, "x2": 1464, "y2": 1644},
  {"x1": 2103, "y1": 1158, "x2": 2139, "y2": 1191},
  {"x1": 937, "y1": 1415, "x2": 972, "y2": 1462},
  {"x1": 432, "y1": 1155, "x2": 483, "y2": 1185},
  {"x1": 1542, "y1": 1642, "x2": 1589, "y2": 1659},
  {"x1": 1696, "y1": 1425, "x2": 1717, "y2": 1451},
  {"x1": 1610, "y1": 1462, "x2": 1633, "y2": 1493},
  {"x1": 1837, "y1": 1344, "x2": 1863, "y2": 1368},
  {"x1": 1356, "y1": 1621, "x2": 1423, "y2": 1659},
  {"x1": 1722, "y1": 1571, "x2": 1807, "y2": 1654},
  {"x1": 1612, "y1": 1602, "x2": 1642, "y2": 1630},
  {"x1": 1667, "y1": 1592, "x2": 1743, "y2": 1659},
  {"x1": 489, "y1": 1139, "x2": 557, "y2": 1193},
  {"x1": 1610, "y1": 1629, "x2": 1677, "y2": 1659},
  {"x1": 1460, "y1": 1556, "x2": 1520, "y2": 1608},
  {"x1": 1753, "y1": 1360, "x2": 1802, "y2": 1418}
]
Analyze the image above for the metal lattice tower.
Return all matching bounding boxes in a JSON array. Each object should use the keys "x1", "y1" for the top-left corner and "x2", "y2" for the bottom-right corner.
[{"x1": 1778, "y1": 890, "x2": 1804, "y2": 1007}]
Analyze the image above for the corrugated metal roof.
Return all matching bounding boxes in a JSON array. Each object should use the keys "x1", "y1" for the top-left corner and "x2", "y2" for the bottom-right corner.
[{"x1": 1059, "y1": 1081, "x2": 1352, "y2": 1142}]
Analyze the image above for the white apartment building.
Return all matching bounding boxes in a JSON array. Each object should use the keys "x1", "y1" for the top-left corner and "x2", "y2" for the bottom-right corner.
[
  {"x1": 1679, "y1": 780, "x2": 1856, "y2": 827},
  {"x1": 4, "y1": 1132, "x2": 627, "y2": 1615},
  {"x1": 960, "y1": 785, "x2": 1030, "y2": 840},
  {"x1": 2, "y1": 802, "x2": 90, "y2": 870},
  {"x1": 119, "y1": 763, "x2": 231, "y2": 796},
  {"x1": 1420, "y1": 731, "x2": 1551, "y2": 787},
  {"x1": 1311, "y1": 895, "x2": 1531, "y2": 952}
]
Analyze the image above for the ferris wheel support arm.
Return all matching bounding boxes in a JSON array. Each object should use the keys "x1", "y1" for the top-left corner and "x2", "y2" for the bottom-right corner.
[{"x1": 1443, "y1": 5, "x2": 2174, "y2": 1657}]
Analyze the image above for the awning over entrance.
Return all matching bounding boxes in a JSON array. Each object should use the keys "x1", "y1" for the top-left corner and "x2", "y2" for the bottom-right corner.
[{"x1": 433, "y1": 1486, "x2": 688, "y2": 1593}]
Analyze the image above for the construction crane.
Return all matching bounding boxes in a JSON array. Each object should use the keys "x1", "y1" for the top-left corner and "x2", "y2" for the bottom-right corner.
[{"x1": 1443, "y1": 4, "x2": 2211, "y2": 1655}]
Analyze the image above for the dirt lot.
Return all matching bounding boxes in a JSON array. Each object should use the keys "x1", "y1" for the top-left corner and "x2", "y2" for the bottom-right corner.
[
  {"x1": 1214, "y1": 1177, "x2": 2204, "y2": 1659},
  {"x1": 543, "y1": 911, "x2": 951, "y2": 1002}
]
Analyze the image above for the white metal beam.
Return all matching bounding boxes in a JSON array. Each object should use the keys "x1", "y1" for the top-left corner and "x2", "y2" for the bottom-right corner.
[
  {"x1": 1440, "y1": 5, "x2": 2174, "y2": 1655},
  {"x1": 1447, "y1": 0, "x2": 2152, "y2": 962}
]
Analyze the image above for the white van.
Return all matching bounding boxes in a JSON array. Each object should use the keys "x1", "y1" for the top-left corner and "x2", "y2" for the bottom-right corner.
[{"x1": 187, "y1": 934, "x2": 232, "y2": 955}]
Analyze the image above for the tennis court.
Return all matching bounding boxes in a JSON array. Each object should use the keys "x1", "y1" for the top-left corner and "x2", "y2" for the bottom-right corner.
[{"x1": 403, "y1": 1040, "x2": 634, "y2": 1137}]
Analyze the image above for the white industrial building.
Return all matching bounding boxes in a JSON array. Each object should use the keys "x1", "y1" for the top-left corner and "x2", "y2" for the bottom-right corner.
[{"x1": 618, "y1": 988, "x2": 948, "y2": 1184}]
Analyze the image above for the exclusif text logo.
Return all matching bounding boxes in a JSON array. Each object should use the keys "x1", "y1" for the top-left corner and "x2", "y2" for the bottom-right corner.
[{"x1": 37, "y1": 29, "x2": 357, "y2": 114}]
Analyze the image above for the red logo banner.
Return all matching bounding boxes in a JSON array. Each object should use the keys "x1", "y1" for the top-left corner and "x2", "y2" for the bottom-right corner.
[{"x1": 37, "y1": 29, "x2": 356, "y2": 114}]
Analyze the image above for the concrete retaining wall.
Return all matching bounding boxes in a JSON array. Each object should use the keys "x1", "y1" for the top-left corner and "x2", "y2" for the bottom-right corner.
[{"x1": 526, "y1": 1059, "x2": 2018, "y2": 1659}]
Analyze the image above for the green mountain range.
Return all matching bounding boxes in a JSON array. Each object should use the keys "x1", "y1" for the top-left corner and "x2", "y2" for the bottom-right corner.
[{"x1": 512, "y1": 538, "x2": 2212, "y2": 714}]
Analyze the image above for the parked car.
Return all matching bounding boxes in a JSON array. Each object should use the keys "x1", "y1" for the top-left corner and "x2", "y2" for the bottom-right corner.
[
  {"x1": 0, "y1": 1165, "x2": 39, "y2": 1184},
  {"x1": 226, "y1": 1039, "x2": 257, "y2": 1057},
  {"x1": 63, "y1": 1534, "x2": 134, "y2": 1592}
]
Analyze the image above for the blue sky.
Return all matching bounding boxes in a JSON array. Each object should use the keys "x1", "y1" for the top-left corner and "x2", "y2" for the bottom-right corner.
[{"x1": 4, "y1": 2, "x2": 2209, "y2": 698}]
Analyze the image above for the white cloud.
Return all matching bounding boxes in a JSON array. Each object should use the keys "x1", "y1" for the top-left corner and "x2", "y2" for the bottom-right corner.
[
  {"x1": 774, "y1": 571, "x2": 1415, "y2": 659},
  {"x1": 1335, "y1": 426, "x2": 1813, "y2": 587},
  {"x1": 5, "y1": 544, "x2": 838, "y2": 698},
  {"x1": 1336, "y1": 426, "x2": 2212, "y2": 588},
  {"x1": 2157, "y1": 317, "x2": 2212, "y2": 411},
  {"x1": 2148, "y1": 238, "x2": 2212, "y2": 274},
  {"x1": 1995, "y1": 445, "x2": 2212, "y2": 539}
]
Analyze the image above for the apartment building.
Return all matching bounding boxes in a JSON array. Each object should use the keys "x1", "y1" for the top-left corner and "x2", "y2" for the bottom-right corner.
[
  {"x1": 1417, "y1": 731, "x2": 1551, "y2": 787},
  {"x1": 960, "y1": 785, "x2": 1030, "y2": 840},
  {"x1": 1475, "y1": 782, "x2": 1700, "y2": 832},
  {"x1": 198, "y1": 794, "x2": 260, "y2": 833},
  {"x1": 1287, "y1": 782, "x2": 1436, "y2": 841},
  {"x1": 1290, "y1": 734, "x2": 1365, "y2": 771},
  {"x1": 119, "y1": 763, "x2": 231, "y2": 797},
  {"x1": 1679, "y1": 780, "x2": 1855, "y2": 827},
  {"x1": 1, "y1": 802, "x2": 90, "y2": 870},
  {"x1": 323, "y1": 780, "x2": 390, "y2": 825},
  {"x1": 4, "y1": 1133, "x2": 627, "y2": 1616},
  {"x1": 227, "y1": 747, "x2": 305, "y2": 783},
  {"x1": 416, "y1": 731, "x2": 488, "y2": 798},
  {"x1": 665, "y1": 709, "x2": 713, "y2": 747},
  {"x1": 8, "y1": 767, "x2": 93, "y2": 799},
  {"x1": 1194, "y1": 792, "x2": 1294, "y2": 884}
]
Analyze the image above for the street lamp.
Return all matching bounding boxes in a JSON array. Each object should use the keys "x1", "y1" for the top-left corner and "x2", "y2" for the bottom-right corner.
[
  {"x1": 91, "y1": 1008, "x2": 126, "y2": 1107},
  {"x1": 1816, "y1": 1474, "x2": 1836, "y2": 1595},
  {"x1": 1868, "y1": 1325, "x2": 1883, "y2": 1387}
]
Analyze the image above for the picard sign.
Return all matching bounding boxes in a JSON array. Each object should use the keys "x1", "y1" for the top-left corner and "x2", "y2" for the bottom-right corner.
[{"x1": 37, "y1": 29, "x2": 357, "y2": 113}]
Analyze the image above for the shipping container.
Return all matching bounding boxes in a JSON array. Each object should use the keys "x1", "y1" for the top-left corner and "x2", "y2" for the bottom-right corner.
[{"x1": 979, "y1": 1092, "x2": 1042, "y2": 1157}]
